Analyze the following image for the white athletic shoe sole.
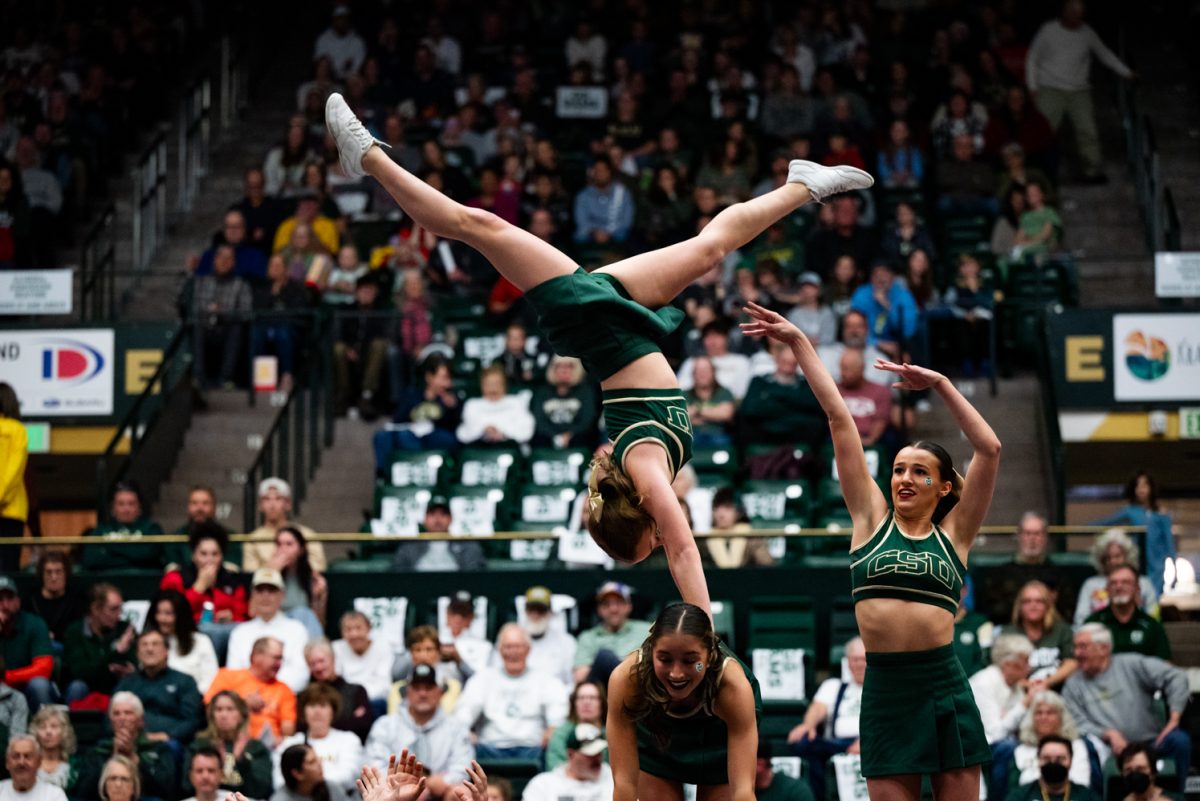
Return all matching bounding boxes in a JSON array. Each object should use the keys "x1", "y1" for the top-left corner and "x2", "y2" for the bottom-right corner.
[
  {"x1": 787, "y1": 160, "x2": 874, "y2": 203},
  {"x1": 325, "y1": 92, "x2": 386, "y2": 179}
]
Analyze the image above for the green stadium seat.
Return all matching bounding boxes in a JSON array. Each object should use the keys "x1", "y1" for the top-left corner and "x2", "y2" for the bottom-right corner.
[
  {"x1": 476, "y1": 759, "x2": 541, "y2": 800},
  {"x1": 389, "y1": 450, "x2": 450, "y2": 488},
  {"x1": 447, "y1": 484, "x2": 510, "y2": 535},
  {"x1": 740, "y1": 480, "x2": 813, "y2": 523},
  {"x1": 517, "y1": 485, "x2": 577, "y2": 526},
  {"x1": 526, "y1": 448, "x2": 590, "y2": 487},
  {"x1": 711, "y1": 599, "x2": 736, "y2": 650},
  {"x1": 748, "y1": 596, "x2": 817, "y2": 651},
  {"x1": 691, "y1": 447, "x2": 737, "y2": 480},
  {"x1": 457, "y1": 448, "x2": 521, "y2": 487},
  {"x1": 828, "y1": 596, "x2": 859, "y2": 666}
]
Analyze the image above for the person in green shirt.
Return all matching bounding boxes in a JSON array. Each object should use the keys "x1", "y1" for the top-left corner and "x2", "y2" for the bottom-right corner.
[
  {"x1": 683, "y1": 356, "x2": 736, "y2": 449},
  {"x1": 572, "y1": 582, "x2": 650, "y2": 685},
  {"x1": 738, "y1": 343, "x2": 823, "y2": 446},
  {"x1": 1005, "y1": 735, "x2": 1097, "y2": 801},
  {"x1": 0, "y1": 576, "x2": 55, "y2": 708},
  {"x1": 72, "y1": 692, "x2": 178, "y2": 801},
  {"x1": 1085, "y1": 566, "x2": 1172, "y2": 660},
  {"x1": 61, "y1": 583, "x2": 138, "y2": 700},
  {"x1": 81, "y1": 481, "x2": 165, "y2": 572},
  {"x1": 1013, "y1": 183, "x2": 1061, "y2": 257},
  {"x1": 755, "y1": 740, "x2": 815, "y2": 801}
]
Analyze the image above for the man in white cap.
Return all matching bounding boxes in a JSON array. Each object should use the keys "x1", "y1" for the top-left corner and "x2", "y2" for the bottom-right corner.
[
  {"x1": 572, "y1": 582, "x2": 650, "y2": 685},
  {"x1": 313, "y1": 5, "x2": 366, "y2": 80},
  {"x1": 786, "y1": 271, "x2": 837, "y2": 346},
  {"x1": 521, "y1": 723, "x2": 613, "y2": 801},
  {"x1": 510, "y1": 586, "x2": 575, "y2": 687},
  {"x1": 225, "y1": 569, "x2": 310, "y2": 692},
  {"x1": 242, "y1": 478, "x2": 327, "y2": 573}
]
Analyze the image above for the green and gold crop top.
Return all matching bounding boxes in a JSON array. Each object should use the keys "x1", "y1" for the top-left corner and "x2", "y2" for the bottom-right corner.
[
  {"x1": 849, "y1": 511, "x2": 966, "y2": 614},
  {"x1": 603, "y1": 388, "x2": 694, "y2": 481}
]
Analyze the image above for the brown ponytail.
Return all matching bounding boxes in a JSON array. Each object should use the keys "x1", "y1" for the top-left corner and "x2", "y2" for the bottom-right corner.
[
  {"x1": 909, "y1": 440, "x2": 961, "y2": 524},
  {"x1": 585, "y1": 453, "x2": 655, "y2": 563}
]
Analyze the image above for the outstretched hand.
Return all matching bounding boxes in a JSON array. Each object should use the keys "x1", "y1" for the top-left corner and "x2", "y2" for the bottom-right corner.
[
  {"x1": 358, "y1": 752, "x2": 427, "y2": 801},
  {"x1": 874, "y1": 359, "x2": 946, "y2": 391},
  {"x1": 450, "y1": 761, "x2": 489, "y2": 801},
  {"x1": 739, "y1": 302, "x2": 802, "y2": 346}
]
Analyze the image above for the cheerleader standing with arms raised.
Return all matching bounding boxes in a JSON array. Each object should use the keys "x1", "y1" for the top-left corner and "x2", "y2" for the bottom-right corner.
[{"x1": 741, "y1": 302, "x2": 1000, "y2": 801}]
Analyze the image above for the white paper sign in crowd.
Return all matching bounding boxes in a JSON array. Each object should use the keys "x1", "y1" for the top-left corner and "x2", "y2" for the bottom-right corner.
[
  {"x1": 0, "y1": 269, "x2": 73, "y2": 314},
  {"x1": 752, "y1": 648, "x2": 807, "y2": 701}
]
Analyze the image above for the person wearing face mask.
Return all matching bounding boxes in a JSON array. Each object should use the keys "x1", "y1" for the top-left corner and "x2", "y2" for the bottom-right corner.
[
  {"x1": 1006, "y1": 734, "x2": 1097, "y2": 801},
  {"x1": 506, "y1": 587, "x2": 576, "y2": 688},
  {"x1": 1117, "y1": 743, "x2": 1180, "y2": 801}
]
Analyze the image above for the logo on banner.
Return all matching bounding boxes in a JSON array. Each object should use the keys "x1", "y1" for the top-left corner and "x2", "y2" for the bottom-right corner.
[
  {"x1": 1123, "y1": 331, "x2": 1170, "y2": 382},
  {"x1": 38, "y1": 339, "x2": 106, "y2": 385}
]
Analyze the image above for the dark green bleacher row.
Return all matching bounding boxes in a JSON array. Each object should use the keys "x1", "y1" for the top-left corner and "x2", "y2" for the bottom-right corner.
[{"x1": 364, "y1": 442, "x2": 902, "y2": 564}]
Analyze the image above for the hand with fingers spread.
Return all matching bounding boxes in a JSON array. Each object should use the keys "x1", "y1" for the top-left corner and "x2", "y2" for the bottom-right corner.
[
  {"x1": 224, "y1": 793, "x2": 250, "y2": 801},
  {"x1": 358, "y1": 751, "x2": 427, "y2": 801},
  {"x1": 738, "y1": 301, "x2": 804, "y2": 346},
  {"x1": 450, "y1": 761, "x2": 488, "y2": 801},
  {"x1": 873, "y1": 359, "x2": 946, "y2": 391}
]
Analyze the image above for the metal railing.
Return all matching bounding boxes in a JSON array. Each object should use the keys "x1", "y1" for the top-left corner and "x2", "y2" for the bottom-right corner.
[
  {"x1": 78, "y1": 203, "x2": 117, "y2": 321},
  {"x1": 131, "y1": 129, "x2": 169, "y2": 276},
  {"x1": 218, "y1": 36, "x2": 248, "y2": 132},
  {"x1": 1037, "y1": 311, "x2": 1067, "y2": 523},
  {"x1": 177, "y1": 78, "x2": 212, "y2": 214},
  {"x1": 1163, "y1": 187, "x2": 1182, "y2": 251},
  {"x1": 1116, "y1": 41, "x2": 1176, "y2": 254},
  {"x1": 242, "y1": 316, "x2": 335, "y2": 532},
  {"x1": 96, "y1": 326, "x2": 195, "y2": 513}
]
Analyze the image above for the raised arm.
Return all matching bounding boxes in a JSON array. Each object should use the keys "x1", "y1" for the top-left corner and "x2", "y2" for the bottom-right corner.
[
  {"x1": 606, "y1": 660, "x2": 641, "y2": 801},
  {"x1": 878, "y1": 362, "x2": 1001, "y2": 550},
  {"x1": 741, "y1": 303, "x2": 888, "y2": 543}
]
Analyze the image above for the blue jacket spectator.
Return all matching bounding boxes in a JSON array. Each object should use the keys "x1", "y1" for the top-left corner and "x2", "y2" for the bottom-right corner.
[
  {"x1": 850, "y1": 263, "x2": 920, "y2": 358},
  {"x1": 1091, "y1": 472, "x2": 1176, "y2": 595},
  {"x1": 573, "y1": 158, "x2": 635, "y2": 244}
]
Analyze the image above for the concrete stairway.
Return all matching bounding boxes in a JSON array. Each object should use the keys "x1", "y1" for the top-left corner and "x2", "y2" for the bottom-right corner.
[
  {"x1": 1058, "y1": 83, "x2": 1156, "y2": 307},
  {"x1": 289, "y1": 417, "x2": 379, "y2": 561},
  {"x1": 155, "y1": 389, "x2": 284, "y2": 533},
  {"x1": 910, "y1": 375, "x2": 1052, "y2": 530}
]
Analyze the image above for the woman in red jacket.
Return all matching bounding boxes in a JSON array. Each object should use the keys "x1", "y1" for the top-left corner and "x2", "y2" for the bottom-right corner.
[{"x1": 160, "y1": 521, "x2": 248, "y2": 661}]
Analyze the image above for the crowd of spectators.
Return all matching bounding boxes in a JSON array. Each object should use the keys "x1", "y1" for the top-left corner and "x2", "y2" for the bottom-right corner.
[
  {"x1": 0, "y1": 1, "x2": 204, "y2": 269},
  {"x1": 1, "y1": 2, "x2": 1174, "y2": 801},
  {"x1": 177, "y1": 0, "x2": 1133, "y2": 443}
]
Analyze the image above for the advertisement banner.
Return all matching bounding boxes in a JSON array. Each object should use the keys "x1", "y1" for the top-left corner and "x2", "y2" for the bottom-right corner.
[
  {"x1": 1113, "y1": 314, "x2": 1200, "y2": 402},
  {"x1": 555, "y1": 86, "x2": 608, "y2": 119},
  {"x1": 0, "y1": 269, "x2": 73, "y2": 314},
  {"x1": 0, "y1": 329, "x2": 114, "y2": 416}
]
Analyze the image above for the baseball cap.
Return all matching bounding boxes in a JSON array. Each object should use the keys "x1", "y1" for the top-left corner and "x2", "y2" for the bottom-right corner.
[
  {"x1": 0, "y1": 576, "x2": 16, "y2": 595},
  {"x1": 332, "y1": 5, "x2": 351, "y2": 17},
  {"x1": 426, "y1": 495, "x2": 451, "y2": 514},
  {"x1": 410, "y1": 663, "x2": 441, "y2": 688},
  {"x1": 251, "y1": 568, "x2": 285, "y2": 590},
  {"x1": 524, "y1": 586, "x2": 552, "y2": 611},
  {"x1": 595, "y1": 581, "x2": 631, "y2": 602},
  {"x1": 797, "y1": 271, "x2": 822, "y2": 288},
  {"x1": 447, "y1": 590, "x2": 474, "y2": 616},
  {"x1": 566, "y1": 723, "x2": 608, "y2": 757},
  {"x1": 257, "y1": 477, "x2": 292, "y2": 499}
]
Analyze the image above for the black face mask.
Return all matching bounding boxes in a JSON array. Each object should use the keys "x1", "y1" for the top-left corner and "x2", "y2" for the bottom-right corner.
[
  {"x1": 1125, "y1": 772, "x2": 1152, "y2": 794},
  {"x1": 1040, "y1": 762, "x2": 1069, "y2": 785}
]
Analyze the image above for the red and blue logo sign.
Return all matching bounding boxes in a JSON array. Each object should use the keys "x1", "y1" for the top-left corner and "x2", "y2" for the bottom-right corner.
[{"x1": 38, "y1": 339, "x2": 106, "y2": 385}]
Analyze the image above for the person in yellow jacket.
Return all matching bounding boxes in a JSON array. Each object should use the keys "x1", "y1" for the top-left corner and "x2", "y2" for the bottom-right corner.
[{"x1": 0, "y1": 383, "x2": 28, "y2": 571}]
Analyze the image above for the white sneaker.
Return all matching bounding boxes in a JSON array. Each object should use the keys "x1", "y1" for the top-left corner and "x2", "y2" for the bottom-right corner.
[
  {"x1": 787, "y1": 160, "x2": 874, "y2": 203},
  {"x1": 326, "y1": 93, "x2": 387, "y2": 179}
]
